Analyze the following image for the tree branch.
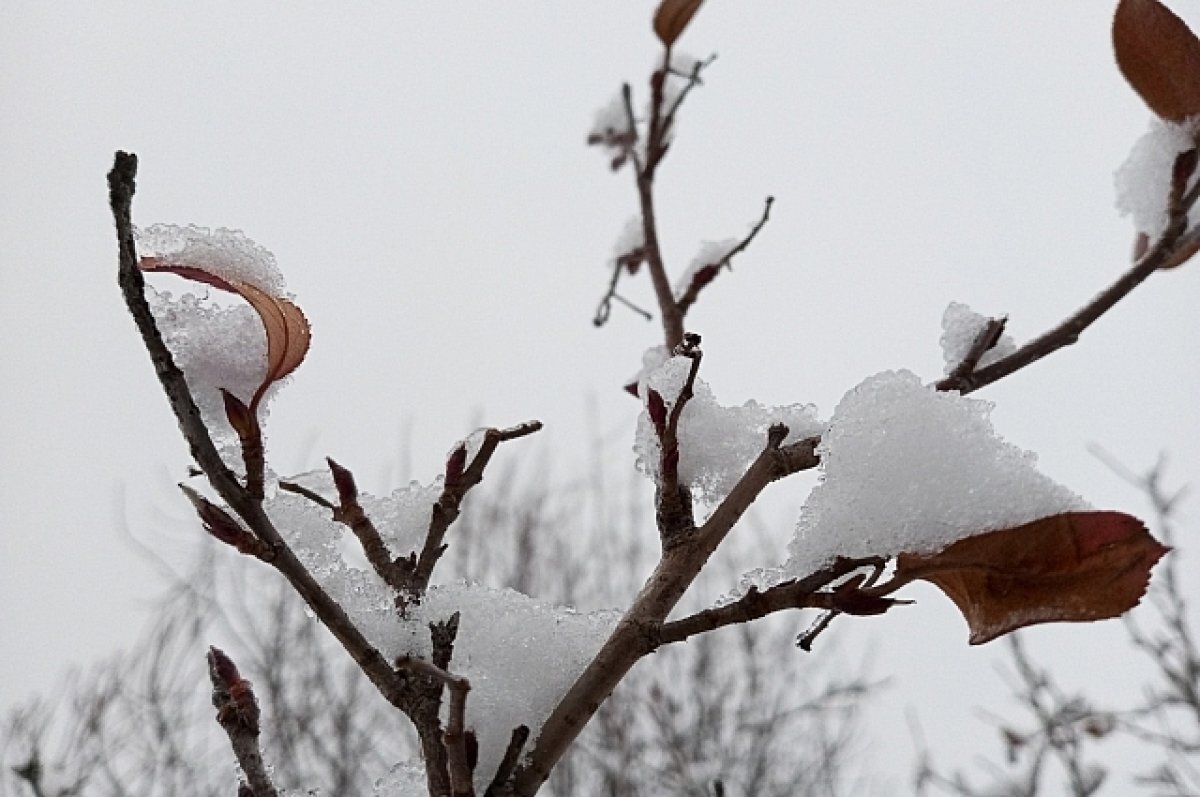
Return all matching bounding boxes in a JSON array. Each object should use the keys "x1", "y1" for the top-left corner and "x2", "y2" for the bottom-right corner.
[
  {"x1": 483, "y1": 726, "x2": 530, "y2": 797},
  {"x1": 675, "y1": 196, "x2": 775, "y2": 317},
  {"x1": 950, "y1": 149, "x2": 1199, "y2": 395},
  {"x1": 626, "y1": 86, "x2": 685, "y2": 351},
  {"x1": 655, "y1": 556, "x2": 884, "y2": 646},
  {"x1": 326, "y1": 457, "x2": 412, "y2": 593},
  {"x1": 412, "y1": 421, "x2": 542, "y2": 593},
  {"x1": 110, "y1": 151, "x2": 426, "y2": 740},
  {"x1": 656, "y1": 336, "x2": 702, "y2": 543},
  {"x1": 512, "y1": 425, "x2": 821, "y2": 796}
]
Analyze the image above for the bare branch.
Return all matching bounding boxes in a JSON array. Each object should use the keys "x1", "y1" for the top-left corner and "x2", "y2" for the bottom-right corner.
[
  {"x1": 277, "y1": 480, "x2": 336, "y2": 510},
  {"x1": 324, "y1": 457, "x2": 412, "y2": 593},
  {"x1": 513, "y1": 427, "x2": 821, "y2": 796},
  {"x1": 648, "y1": 53, "x2": 717, "y2": 174},
  {"x1": 593, "y1": 253, "x2": 653, "y2": 328}
]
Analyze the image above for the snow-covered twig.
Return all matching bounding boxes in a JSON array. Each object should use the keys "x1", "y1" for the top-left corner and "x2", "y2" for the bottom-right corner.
[{"x1": 954, "y1": 149, "x2": 1199, "y2": 395}]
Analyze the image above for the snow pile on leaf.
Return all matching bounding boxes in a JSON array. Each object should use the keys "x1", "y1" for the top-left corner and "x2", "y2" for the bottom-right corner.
[
  {"x1": 138, "y1": 223, "x2": 286, "y2": 295},
  {"x1": 783, "y1": 369, "x2": 1087, "y2": 580},
  {"x1": 136, "y1": 225, "x2": 309, "y2": 462},
  {"x1": 939, "y1": 302, "x2": 1014, "y2": 375},
  {"x1": 634, "y1": 354, "x2": 824, "y2": 503}
]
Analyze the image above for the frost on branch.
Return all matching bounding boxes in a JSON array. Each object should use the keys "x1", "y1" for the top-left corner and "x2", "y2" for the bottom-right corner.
[
  {"x1": 587, "y1": 51, "x2": 707, "y2": 171},
  {"x1": 783, "y1": 370, "x2": 1087, "y2": 581},
  {"x1": 939, "y1": 302, "x2": 1015, "y2": 376},
  {"x1": 611, "y1": 216, "x2": 646, "y2": 271},
  {"x1": 673, "y1": 238, "x2": 740, "y2": 301},
  {"x1": 634, "y1": 352, "x2": 823, "y2": 503},
  {"x1": 265, "y1": 469, "x2": 618, "y2": 790},
  {"x1": 1115, "y1": 117, "x2": 1200, "y2": 238}
]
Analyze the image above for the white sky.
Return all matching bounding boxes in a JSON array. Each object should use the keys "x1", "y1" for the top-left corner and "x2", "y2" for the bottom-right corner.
[{"x1": 2, "y1": 2, "x2": 1198, "y2": 791}]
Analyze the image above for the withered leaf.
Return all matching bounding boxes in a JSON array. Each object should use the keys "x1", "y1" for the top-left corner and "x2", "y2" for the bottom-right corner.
[
  {"x1": 1114, "y1": 0, "x2": 1200, "y2": 121},
  {"x1": 895, "y1": 511, "x2": 1167, "y2": 645},
  {"x1": 653, "y1": 0, "x2": 704, "y2": 48},
  {"x1": 140, "y1": 256, "x2": 311, "y2": 411}
]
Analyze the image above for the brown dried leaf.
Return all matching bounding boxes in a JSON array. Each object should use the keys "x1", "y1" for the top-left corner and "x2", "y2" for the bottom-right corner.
[
  {"x1": 895, "y1": 511, "x2": 1167, "y2": 645},
  {"x1": 654, "y1": 0, "x2": 704, "y2": 47},
  {"x1": 1114, "y1": 0, "x2": 1200, "y2": 121},
  {"x1": 140, "y1": 256, "x2": 311, "y2": 411}
]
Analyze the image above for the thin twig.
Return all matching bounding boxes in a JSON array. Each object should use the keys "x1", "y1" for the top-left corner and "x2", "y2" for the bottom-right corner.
[
  {"x1": 619, "y1": 72, "x2": 684, "y2": 350},
  {"x1": 935, "y1": 316, "x2": 1009, "y2": 392},
  {"x1": 955, "y1": 150, "x2": 1199, "y2": 395},
  {"x1": 675, "y1": 196, "x2": 775, "y2": 317},
  {"x1": 412, "y1": 421, "x2": 543, "y2": 593},
  {"x1": 484, "y1": 726, "x2": 531, "y2": 797},
  {"x1": 396, "y1": 656, "x2": 475, "y2": 797},
  {"x1": 657, "y1": 556, "x2": 884, "y2": 646},
  {"x1": 659, "y1": 54, "x2": 717, "y2": 142},
  {"x1": 277, "y1": 480, "x2": 336, "y2": 510},
  {"x1": 326, "y1": 457, "x2": 411, "y2": 592},
  {"x1": 594, "y1": 254, "x2": 653, "y2": 327}
]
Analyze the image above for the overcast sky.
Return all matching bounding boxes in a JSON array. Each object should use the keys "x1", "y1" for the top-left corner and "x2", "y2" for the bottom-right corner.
[{"x1": 2, "y1": 1, "x2": 1198, "y2": 790}]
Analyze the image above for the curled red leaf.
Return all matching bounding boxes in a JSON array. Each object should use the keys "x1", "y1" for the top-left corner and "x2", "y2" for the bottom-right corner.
[
  {"x1": 895, "y1": 511, "x2": 1168, "y2": 645},
  {"x1": 140, "y1": 256, "x2": 311, "y2": 412},
  {"x1": 1114, "y1": 0, "x2": 1200, "y2": 121}
]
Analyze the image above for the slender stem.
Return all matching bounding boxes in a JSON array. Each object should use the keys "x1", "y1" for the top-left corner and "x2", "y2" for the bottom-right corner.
[
  {"x1": 623, "y1": 79, "x2": 684, "y2": 350},
  {"x1": 412, "y1": 422, "x2": 542, "y2": 593},
  {"x1": 656, "y1": 557, "x2": 881, "y2": 646}
]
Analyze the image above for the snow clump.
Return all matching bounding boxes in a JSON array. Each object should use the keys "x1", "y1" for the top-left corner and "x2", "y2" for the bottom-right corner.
[
  {"x1": 939, "y1": 302, "x2": 1015, "y2": 376},
  {"x1": 1115, "y1": 117, "x2": 1200, "y2": 238},
  {"x1": 264, "y1": 468, "x2": 619, "y2": 791},
  {"x1": 634, "y1": 353, "x2": 825, "y2": 504},
  {"x1": 783, "y1": 369, "x2": 1087, "y2": 580},
  {"x1": 137, "y1": 223, "x2": 286, "y2": 295}
]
